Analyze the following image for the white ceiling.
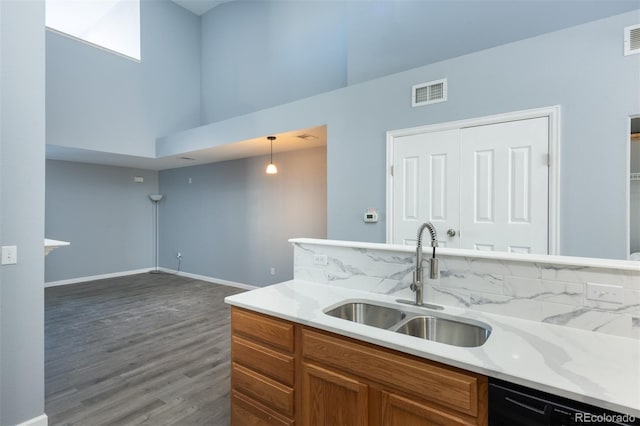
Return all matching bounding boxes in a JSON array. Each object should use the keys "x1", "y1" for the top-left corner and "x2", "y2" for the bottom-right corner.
[
  {"x1": 171, "y1": 0, "x2": 231, "y2": 16},
  {"x1": 47, "y1": 126, "x2": 327, "y2": 171}
]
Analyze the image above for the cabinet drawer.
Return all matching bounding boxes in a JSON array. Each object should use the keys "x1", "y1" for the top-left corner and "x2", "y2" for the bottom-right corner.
[
  {"x1": 232, "y1": 335, "x2": 295, "y2": 386},
  {"x1": 232, "y1": 308, "x2": 294, "y2": 352},
  {"x1": 381, "y1": 391, "x2": 475, "y2": 426},
  {"x1": 301, "y1": 327, "x2": 481, "y2": 417},
  {"x1": 232, "y1": 390, "x2": 294, "y2": 426},
  {"x1": 232, "y1": 362, "x2": 295, "y2": 417}
]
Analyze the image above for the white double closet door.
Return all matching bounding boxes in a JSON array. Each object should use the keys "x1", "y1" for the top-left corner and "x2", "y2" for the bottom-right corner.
[{"x1": 392, "y1": 117, "x2": 549, "y2": 254}]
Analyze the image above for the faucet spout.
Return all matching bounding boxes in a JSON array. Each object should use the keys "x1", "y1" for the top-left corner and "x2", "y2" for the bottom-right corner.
[{"x1": 411, "y1": 222, "x2": 439, "y2": 306}]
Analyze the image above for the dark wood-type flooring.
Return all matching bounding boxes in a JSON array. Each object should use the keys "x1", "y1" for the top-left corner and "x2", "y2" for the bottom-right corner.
[{"x1": 45, "y1": 273, "x2": 245, "y2": 426}]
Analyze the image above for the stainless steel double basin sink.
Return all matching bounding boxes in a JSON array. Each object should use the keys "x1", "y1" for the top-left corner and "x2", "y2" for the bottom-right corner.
[{"x1": 324, "y1": 301, "x2": 491, "y2": 348}]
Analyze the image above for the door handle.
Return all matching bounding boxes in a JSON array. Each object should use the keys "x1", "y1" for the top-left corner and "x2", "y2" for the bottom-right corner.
[{"x1": 447, "y1": 229, "x2": 456, "y2": 237}]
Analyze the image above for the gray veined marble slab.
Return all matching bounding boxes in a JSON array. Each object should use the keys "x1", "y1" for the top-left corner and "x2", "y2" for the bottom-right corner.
[
  {"x1": 225, "y1": 279, "x2": 640, "y2": 417},
  {"x1": 290, "y1": 239, "x2": 640, "y2": 340}
]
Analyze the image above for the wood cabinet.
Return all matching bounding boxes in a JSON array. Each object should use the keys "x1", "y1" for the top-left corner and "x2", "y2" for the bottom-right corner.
[
  {"x1": 231, "y1": 308, "x2": 295, "y2": 426},
  {"x1": 301, "y1": 362, "x2": 369, "y2": 426},
  {"x1": 230, "y1": 307, "x2": 488, "y2": 426}
]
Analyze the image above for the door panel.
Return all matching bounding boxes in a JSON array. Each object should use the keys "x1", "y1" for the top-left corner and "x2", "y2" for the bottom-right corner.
[
  {"x1": 392, "y1": 129, "x2": 460, "y2": 246},
  {"x1": 429, "y1": 154, "x2": 448, "y2": 221},
  {"x1": 473, "y1": 150, "x2": 495, "y2": 223},
  {"x1": 403, "y1": 156, "x2": 420, "y2": 222},
  {"x1": 460, "y1": 117, "x2": 549, "y2": 254},
  {"x1": 509, "y1": 146, "x2": 531, "y2": 223}
]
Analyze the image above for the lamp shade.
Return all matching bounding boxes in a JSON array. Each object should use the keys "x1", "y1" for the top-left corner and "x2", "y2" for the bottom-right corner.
[{"x1": 266, "y1": 163, "x2": 278, "y2": 174}]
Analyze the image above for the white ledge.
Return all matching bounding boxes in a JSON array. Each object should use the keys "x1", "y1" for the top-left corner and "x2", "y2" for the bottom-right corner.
[
  {"x1": 289, "y1": 238, "x2": 640, "y2": 271},
  {"x1": 45, "y1": 238, "x2": 70, "y2": 256}
]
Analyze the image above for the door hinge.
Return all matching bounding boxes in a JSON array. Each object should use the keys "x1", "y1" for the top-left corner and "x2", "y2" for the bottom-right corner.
[
  {"x1": 545, "y1": 154, "x2": 551, "y2": 167},
  {"x1": 390, "y1": 165, "x2": 394, "y2": 176}
]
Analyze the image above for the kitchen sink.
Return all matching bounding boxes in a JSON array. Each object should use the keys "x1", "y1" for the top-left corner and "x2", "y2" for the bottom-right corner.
[
  {"x1": 324, "y1": 300, "x2": 491, "y2": 347},
  {"x1": 324, "y1": 302, "x2": 407, "y2": 329},
  {"x1": 393, "y1": 315, "x2": 490, "y2": 347}
]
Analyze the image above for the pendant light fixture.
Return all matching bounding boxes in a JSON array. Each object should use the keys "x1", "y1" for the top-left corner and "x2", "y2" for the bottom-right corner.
[{"x1": 266, "y1": 136, "x2": 278, "y2": 174}]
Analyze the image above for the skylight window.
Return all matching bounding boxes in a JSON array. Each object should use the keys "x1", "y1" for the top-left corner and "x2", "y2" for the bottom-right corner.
[{"x1": 46, "y1": 0, "x2": 140, "y2": 61}]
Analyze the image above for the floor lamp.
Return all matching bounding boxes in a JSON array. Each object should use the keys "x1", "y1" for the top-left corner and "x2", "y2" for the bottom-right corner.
[{"x1": 149, "y1": 194, "x2": 163, "y2": 274}]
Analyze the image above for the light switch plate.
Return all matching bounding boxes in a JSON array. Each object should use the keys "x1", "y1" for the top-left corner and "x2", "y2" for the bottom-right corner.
[
  {"x1": 1, "y1": 245, "x2": 17, "y2": 265},
  {"x1": 586, "y1": 282, "x2": 624, "y2": 304}
]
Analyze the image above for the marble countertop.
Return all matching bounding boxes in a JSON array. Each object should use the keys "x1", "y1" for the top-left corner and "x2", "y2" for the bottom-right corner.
[
  {"x1": 225, "y1": 279, "x2": 640, "y2": 417},
  {"x1": 290, "y1": 238, "x2": 640, "y2": 271}
]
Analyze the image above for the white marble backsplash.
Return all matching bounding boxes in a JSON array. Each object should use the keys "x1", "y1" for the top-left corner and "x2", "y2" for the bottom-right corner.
[{"x1": 293, "y1": 241, "x2": 640, "y2": 340}]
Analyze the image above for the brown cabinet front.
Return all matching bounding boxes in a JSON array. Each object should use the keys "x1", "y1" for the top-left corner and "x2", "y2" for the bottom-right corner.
[
  {"x1": 231, "y1": 308, "x2": 296, "y2": 426},
  {"x1": 230, "y1": 307, "x2": 488, "y2": 426}
]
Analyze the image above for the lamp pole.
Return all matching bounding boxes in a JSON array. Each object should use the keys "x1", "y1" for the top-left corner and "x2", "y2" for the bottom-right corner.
[{"x1": 149, "y1": 194, "x2": 163, "y2": 274}]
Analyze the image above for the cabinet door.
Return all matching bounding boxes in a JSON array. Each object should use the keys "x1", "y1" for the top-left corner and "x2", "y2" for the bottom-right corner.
[
  {"x1": 381, "y1": 391, "x2": 474, "y2": 426},
  {"x1": 301, "y1": 362, "x2": 368, "y2": 426},
  {"x1": 232, "y1": 390, "x2": 294, "y2": 426}
]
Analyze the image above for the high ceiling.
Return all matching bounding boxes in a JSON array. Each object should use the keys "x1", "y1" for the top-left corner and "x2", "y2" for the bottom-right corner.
[
  {"x1": 171, "y1": 0, "x2": 231, "y2": 16},
  {"x1": 48, "y1": 0, "x2": 640, "y2": 170}
]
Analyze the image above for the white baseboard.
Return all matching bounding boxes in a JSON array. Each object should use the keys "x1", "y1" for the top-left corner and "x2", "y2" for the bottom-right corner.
[
  {"x1": 17, "y1": 413, "x2": 48, "y2": 426},
  {"x1": 158, "y1": 268, "x2": 258, "y2": 291},
  {"x1": 45, "y1": 267, "x2": 259, "y2": 291},
  {"x1": 45, "y1": 268, "x2": 152, "y2": 288}
]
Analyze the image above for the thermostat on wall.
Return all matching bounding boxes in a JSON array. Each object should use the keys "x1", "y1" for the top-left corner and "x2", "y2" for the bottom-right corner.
[{"x1": 364, "y1": 208, "x2": 378, "y2": 223}]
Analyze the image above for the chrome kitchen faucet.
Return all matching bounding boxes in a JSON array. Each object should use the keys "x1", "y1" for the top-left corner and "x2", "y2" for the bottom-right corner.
[{"x1": 411, "y1": 222, "x2": 439, "y2": 306}]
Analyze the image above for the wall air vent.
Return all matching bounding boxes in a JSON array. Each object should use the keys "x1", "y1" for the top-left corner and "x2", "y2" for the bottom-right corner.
[
  {"x1": 412, "y1": 78, "x2": 447, "y2": 107},
  {"x1": 624, "y1": 24, "x2": 640, "y2": 56}
]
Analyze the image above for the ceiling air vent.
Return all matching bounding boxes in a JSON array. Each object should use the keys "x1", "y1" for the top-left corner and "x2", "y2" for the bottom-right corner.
[
  {"x1": 412, "y1": 78, "x2": 447, "y2": 107},
  {"x1": 297, "y1": 133, "x2": 318, "y2": 140},
  {"x1": 624, "y1": 24, "x2": 640, "y2": 56}
]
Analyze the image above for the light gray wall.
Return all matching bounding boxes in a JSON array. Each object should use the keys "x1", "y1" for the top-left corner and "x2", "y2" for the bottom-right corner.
[
  {"x1": 0, "y1": 0, "x2": 46, "y2": 424},
  {"x1": 199, "y1": 0, "x2": 638, "y2": 123},
  {"x1": 159, "y1": 10, "x2": 640, "y2": 260},
  {"x1": 344, "y1": 1, "x2": 640, "y2": 86},
  {"x1": 45, "y1": 160, "x2": 159, "y2": 282},
  {"x1": 46, "y1": 0, "x2": 201, "y2": 157},
  {"x1": 200, "y1": 1, "x2": 348, "y2": 123},
  {"x1": 158, "y1": 147, "x2": 327, "y2": 286}
]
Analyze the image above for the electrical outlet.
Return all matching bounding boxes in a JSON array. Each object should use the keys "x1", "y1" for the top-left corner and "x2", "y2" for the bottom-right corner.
[
  {"x1": 313, "y1": 255, "x2": 328, "y2": 266},
  {"x1": 586, "y1": 283, "x2": 624, "y2": 304},
  {"x1": 270, "y1": 267, "x2": 276, "y2": 276},
  {"x1": 1, "y1": 245, "x2": 17, "y2": 265}
]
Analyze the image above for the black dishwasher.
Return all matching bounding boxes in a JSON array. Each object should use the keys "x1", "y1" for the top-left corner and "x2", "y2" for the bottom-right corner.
[{"x1": 489, "y1": 378, "x2": 639, "y2": 426}]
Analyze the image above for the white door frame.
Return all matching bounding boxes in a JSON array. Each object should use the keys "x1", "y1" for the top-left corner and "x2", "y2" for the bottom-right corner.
[
  {"x1": 627, "y1": 114, "x2": 640, "y2": 258},
  {"x1": 386, "y1": 105, "x2": 561, "y2": 255}
]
